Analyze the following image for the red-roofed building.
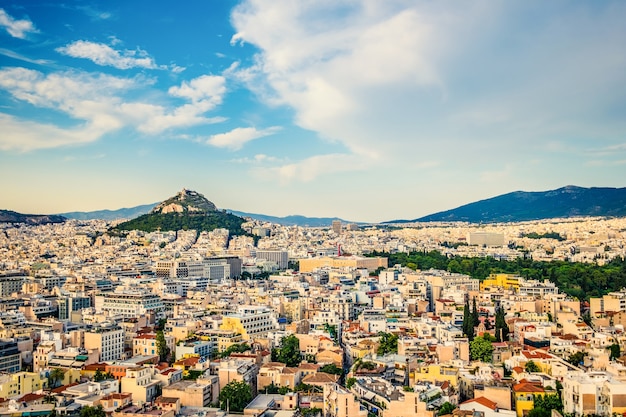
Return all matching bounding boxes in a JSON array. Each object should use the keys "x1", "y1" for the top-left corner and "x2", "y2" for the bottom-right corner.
[
  {"x1": 460, "y1": 397, "x2": 516, "y2": 417},
  {"x1": 513, "y1": 382, "x2": 546, "y2": 417}
]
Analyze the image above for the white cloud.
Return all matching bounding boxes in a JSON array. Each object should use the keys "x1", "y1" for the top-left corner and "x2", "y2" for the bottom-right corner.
[
  {"x1": 232, "y1": 154, "x2": 282, "y2": 164},
  {"x1": 0, "y1": 113, "x2": 105, "y2": 151},
  {"x1": 255, "y1": 153, "x2": 370, "y2": 183},
  {"x1": 0, "y1": 9, "x2": 38, "y2": 39},
  {"x1": 229, "y1": 0, "x2": 626, "y2": 184},
  {"x1": 0, "y1": 67, "x2": 228, "y2": 150},
  {"x1": 57, "y1": 40, "x2": 162, "y2": 70},
  {"x1": 169, "y1": 75, "x2": 226, "y2": 103},
  {"x1": 208, "y1": 126, "x2": 281, "y2": 150}
]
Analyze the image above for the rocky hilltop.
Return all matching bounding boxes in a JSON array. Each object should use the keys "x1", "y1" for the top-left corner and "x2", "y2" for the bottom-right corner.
[
  {"x1": 151, "y1": 188, "x2": 217, "y2": 214},
  {"x1": 112, "y1": 189, "x2": 246, "y2": 235}
]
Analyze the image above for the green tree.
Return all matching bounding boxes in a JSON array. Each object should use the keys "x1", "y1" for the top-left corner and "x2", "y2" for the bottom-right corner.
[
  {"x1": 471, "y1": 297, "x2": 480, "y2": 328},
  {"x1": 608, "y1": 343, "x2": 621, "y2": 360},
  {"x1": 301, "y1": 407, "x2": 322, "y2": 417},
  {"x1": 274, "y1": 335, "x2": 301, "y2": 367},
  {"x1": 568, "y1": 351, "x2": 587, "y2": 366},
  {"x1": 528, "y1": 394, "x2": 563, "y2": 417},
  {"x1": 155, "y1": 318, "x2": 167, "y2": 331},
  {"x1": 470, "y1": 334, "x2": 494, "y2": 362},
  {"x1": 376, "y1": 332, "x2": 398, "y2": 355},
  {"x1": 48, "y1": 368, "x2": 66, "y2": 388},
  {"x1": 219, "y1": 380, "x2": 253, "y2": 412},
  {"x1": 495, "y1": 306, "x2": 509, "y2": 342},
  {"x1": 319, "y1": 364, "x2": 343, "y2": 375},
  {"x1": 324, "y1": 324, "x2": 338, "y2": 341},
  {"x1": 346, "y1": 377, "x2": 356, "y2": 389},
  {"x1": 462, "y1": 299, "x2": 474, "y2": 341},
  {"x1": 79, "y1": 405, "x2": 106, "y2": 417},
  {"x1": 156, "y1": 330, "x2": 170, "y2": 362},
  {"x1": 93, "y1": 369, "x2": 104, "y2": 382},
  {"x1": 220, "y1": 343, "x2": 251, "y2": 358},
  {"x1": 262, "y1": 382, "x2": 280, "y2": 394},
  {"x1": 438, "y1": 402, "x2": 456, "y2": 415},
  {"x1": 525, "y1": 360, "x2": 541, "y2": 373}
]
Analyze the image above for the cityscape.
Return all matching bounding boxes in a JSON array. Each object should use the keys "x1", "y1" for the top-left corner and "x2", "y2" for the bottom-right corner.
[{"x1": 1, "y1": 187, "x2": 626, "y2": 417}]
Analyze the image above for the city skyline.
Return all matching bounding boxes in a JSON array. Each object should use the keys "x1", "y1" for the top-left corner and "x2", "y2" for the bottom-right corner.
[{"x1": 1, "y1": 1, "x2": 625, "y2": 223}]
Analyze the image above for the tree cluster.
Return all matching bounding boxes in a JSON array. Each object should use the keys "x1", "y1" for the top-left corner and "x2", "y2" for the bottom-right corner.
[
  {"x1": 494, "y1": 306, "x2": 509, "y2": 342},
  {"x1": 527, "y1": 394, "x2": 562, "y2": 417},
  {"x1": 219, "y1": 343, "x2": 251, "y2": 358},
  {"x1": 271, "y1": 335, "x2": 301, "y2": 367},
  {"x1": 111, "y1": 212, "x2": 248, "y2": 236},
  {"x1": 469, "y1": 334, "x2": 494, "y2": 362},
  {"x1": 462, "y1": 298, "x2": 480, "y2": 341},
  {"x1": 218, "y1": 380, "x2": 252, "y2": 412},
  {"x1": 376, "y1": 332, "x2": 398, "y2": 355},
  {"x1": 367, "y1": 250, "x2": 626, "y2": 300}
]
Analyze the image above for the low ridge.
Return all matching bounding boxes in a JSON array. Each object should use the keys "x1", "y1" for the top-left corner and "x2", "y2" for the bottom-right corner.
[{"x1": 0, "y1": 209, "x2": 66, "y2": 225}]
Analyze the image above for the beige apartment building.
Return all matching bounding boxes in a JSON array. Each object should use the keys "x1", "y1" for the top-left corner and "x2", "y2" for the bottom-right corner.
[
  {"x1": 162, "y1": 377, "x2": 219, "y2": 407},
  {"x1": 299, "y1": 256, "x2": 387, "y2": 273},
  {"x1": 323, "y1": 383, "x2": 367, "y2": 417},
  {"x1": 120, "y1": 366, "x2": 160, "y2": 404}
]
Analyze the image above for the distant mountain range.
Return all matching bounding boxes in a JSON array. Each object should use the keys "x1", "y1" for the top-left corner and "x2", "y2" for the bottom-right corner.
[
  {"x1": 0, "y1": 209, "x2": 66, "y2": 225},
  {"x1": 60, "y1": 203, "x2": 356, "y2": 227},
  {"x1": 387, "y1": 185, "x2": 626, "y2": 223},
  {"x1": 59, "y1": 203, "x2": 158, "y2": 221},
  {"x1": 5, "y1": 185, "x2": 626, "y2": 227}
]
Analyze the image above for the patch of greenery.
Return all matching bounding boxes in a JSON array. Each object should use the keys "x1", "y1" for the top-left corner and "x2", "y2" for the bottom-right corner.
[
  {"x1": 111, "y1": 212, "x2": 247, "y2": 235},
  {"x1": 521, "y1": 232, "x2": 565, "y2": 241},
  {"x1": 366, "y1": 250, "x2": 626, "y2": 300}
]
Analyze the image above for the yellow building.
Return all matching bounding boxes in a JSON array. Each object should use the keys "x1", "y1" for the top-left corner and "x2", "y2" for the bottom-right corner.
[
  {"x1": 512, "y1": 382, "x2": 546, "y2": 417},
  {"x1": 411, "y1": 364, "x2": 458, "y2": 386},
  {"x1": 480, "y1": 273, "x2": 520, "y2": 291},
  {"x1": 219, "y1": 306, "x2": 278, "y2": 341},
  {"x1": 299, "y1": 256, "x2": 388, "y2": 273},
  {"x1": 0, "y1": 372, "x2": 46, "y2": 399}
]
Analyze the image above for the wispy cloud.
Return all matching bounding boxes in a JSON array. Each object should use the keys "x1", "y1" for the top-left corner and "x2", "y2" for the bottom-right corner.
[
  {"x1": 0, "y1": 9, "x2": 38, "y2": 39},
  {"x1": 0, "y1": 67, "x2": 229, "y2": 150},
  {"x1": 0, "y1": 48, "x2": 51, "y2": 65},
  {"x1": 57, "y1": 40, "x2": 161, "y2": 70},
  {"x1": 255, "y1": 153, "x2": 370, "y2": 183},
  {"x1": 232, "y1": 154, "x2": 283, "y2": 164},
  {"x1": 207, "y1": 126, "x2": 281, "y2": 150},
  {"x1": 75, "y1": 5, "x2": 112, "y2": 21}
]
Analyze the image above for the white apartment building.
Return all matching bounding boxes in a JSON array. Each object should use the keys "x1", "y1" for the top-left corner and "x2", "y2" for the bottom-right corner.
[
  {"x1": 562, "y1": 371, "x2": 626, "y2": 416},
  {"x1": 220, "y1": 305, "x2": 280, "y2": 341},
  {"x1": 84, "y1": 323, "x2": 124, "y2": 362},
  {"x1": 255, "y1": 250, "x2": 289, "y2": 270},
  {"x1": 97, "y1": 286, "x2": 164, "y2": 319}
]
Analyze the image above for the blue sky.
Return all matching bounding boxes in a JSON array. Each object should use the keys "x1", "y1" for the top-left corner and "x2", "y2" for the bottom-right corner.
[{"x1": 1, "y1": 1, "x2": 625, "y2": 223}]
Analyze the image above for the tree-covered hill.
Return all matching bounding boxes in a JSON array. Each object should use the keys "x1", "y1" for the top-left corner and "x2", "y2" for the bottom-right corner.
[
  {"x1": 110, "y1": 189, "x2": 247, "y2": 235},
  {"x1": 111, "y1": 211, "x2": 247, "y2": 235}
]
